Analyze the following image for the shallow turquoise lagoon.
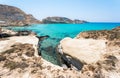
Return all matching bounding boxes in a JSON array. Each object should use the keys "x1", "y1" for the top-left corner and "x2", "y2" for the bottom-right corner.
[{"x1": 6, "y1": 23, "x2": 120, "y2": 65}]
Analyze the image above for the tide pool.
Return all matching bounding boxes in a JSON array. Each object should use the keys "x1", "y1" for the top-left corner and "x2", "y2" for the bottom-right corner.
[{"x1": 6, "y1": 23, "x2": 120, "y2": 65}]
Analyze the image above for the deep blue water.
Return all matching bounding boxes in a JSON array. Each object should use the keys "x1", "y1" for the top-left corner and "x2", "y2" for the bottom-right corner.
[{"x1": 6, "y1": 23, "x2": 120, "y2": 65}]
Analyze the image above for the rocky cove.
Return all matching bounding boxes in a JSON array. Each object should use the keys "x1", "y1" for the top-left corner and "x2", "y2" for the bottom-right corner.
[
  {"x1": 0, "y1": 28, "x2": 77, "y2": 78},
  {"x1": 0, "y1": 4, "x2": 120, "y2": 78},
  {"x1": 0, "y1": 26, "x2": 120, "y2": 78}
]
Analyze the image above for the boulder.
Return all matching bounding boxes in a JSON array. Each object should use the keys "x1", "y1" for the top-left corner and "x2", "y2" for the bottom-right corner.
[{"x1": 59, "y1": 37, "x2": 107, "y2": 64}]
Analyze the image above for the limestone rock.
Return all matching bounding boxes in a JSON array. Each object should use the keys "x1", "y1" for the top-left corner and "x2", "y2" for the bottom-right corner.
[
  {"x1": 58, "y1": 26, "x2": 120, "y2": 77},
  {"x1": 76, "y1": 26, "x2": 120, "y2": 41},
  {"x1": 0, "y1": 28, "x2": 83, "y2": 78},
  {"x1": 60, "y1": 37, "x2": 107, "y2": 64}
]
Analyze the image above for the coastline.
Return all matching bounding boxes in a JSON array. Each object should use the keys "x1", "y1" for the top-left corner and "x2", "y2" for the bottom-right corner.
[
  {"x1": 0, "y1": 2, "x2": 120, "y2": 78},
  {"x1": 0, "y1": 28, "x2": 80, "y2": 78},
  {"x1": 0, "y1": 26, "x2": 120, "y2": 77}
]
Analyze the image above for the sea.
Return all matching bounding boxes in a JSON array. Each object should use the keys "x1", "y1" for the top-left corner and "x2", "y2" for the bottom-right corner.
[{"x1": 5, "y1": 23, "x2": 120, "y2": 65}]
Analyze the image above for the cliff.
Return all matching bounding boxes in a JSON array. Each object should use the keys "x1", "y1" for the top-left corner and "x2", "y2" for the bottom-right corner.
[
  {"x1": 42, "y1": 17, "x2": 87, "y2": 24},
  {"x1": 0, "y1": 4, "x2": 40, "y2": 26},
  {"x1": 58, "y1": 26, "x2": 120, "y2": 78}
]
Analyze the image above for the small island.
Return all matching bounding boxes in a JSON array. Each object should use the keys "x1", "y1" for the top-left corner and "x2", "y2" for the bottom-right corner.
[{"x1": 42, "y1": 17, "x2": 87, "y2": 24}]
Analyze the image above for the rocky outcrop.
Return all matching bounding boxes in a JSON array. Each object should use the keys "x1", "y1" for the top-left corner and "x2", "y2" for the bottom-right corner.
[
  {"x1": 0, "y1": 28, "x2": 36, "y2": 39},
  {"x1": 76, "y1": 26, "x2": 120, "y2": 40},
  {"x1": 58, "y1": 26, "x2": 120, "y2": 77},
  {"x1": 42, "y1": 17, "x2": 87, "y2": 24},
  {"x1": 0, "y1": 28, "x2": 83, "y2": 78},
  {"x1": 1, "y1": 27, "x2": 119, "y2": 78},
  {"x1": 0, "y1": 4, "x2": 40, "y2": 26},
  {"x1": 59, "y1": 38, "x2": 107, "y2": 64}
]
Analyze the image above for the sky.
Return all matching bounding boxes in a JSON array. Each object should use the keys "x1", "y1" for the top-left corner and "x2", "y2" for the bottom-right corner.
[{"x1": 0, "y1": 0, "x2": 120, "y2": 22}]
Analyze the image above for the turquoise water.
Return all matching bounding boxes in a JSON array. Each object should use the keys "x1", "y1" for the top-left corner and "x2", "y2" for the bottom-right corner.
[{"x1": 6, "y1": 23, "x2": 120, "y2": 65}]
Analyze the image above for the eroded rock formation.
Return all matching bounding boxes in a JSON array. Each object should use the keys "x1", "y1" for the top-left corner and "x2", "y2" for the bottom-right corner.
[
  {"x1": 58, "y1": 26, "x2": 120, "y2": 78},
  {"x1": 0, "y1": 28, "x2": 83, "y2": 78},
  {"x1": 76, "y1": 26, "x2": 120, "y2": 40},
  {"x1": 1, "y1": 26, "x2": 120, "y2": 78}
]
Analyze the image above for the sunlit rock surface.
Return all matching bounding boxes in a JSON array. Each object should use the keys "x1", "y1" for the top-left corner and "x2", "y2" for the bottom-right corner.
[
  {"x1": 58, "y1": 26, "x2": 120, "y2": 78},
  {"x1": 0, "y1": 28, "x2": 82, "y2": 78}
]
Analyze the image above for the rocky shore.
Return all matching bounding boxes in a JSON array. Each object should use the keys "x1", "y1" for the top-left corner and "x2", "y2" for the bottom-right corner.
[
  {"x1": 1, "y1": 3, "x2": 119, "y2": 78},
  {"x1": 0, "y1": 28, "x2": 83, "y2": 78},
  {"x1": 58, "y1": 26, "x2": 120, "y2": 78},
  {"x1": 0, "y1": 26, "x2": 120, "y2": 78}
]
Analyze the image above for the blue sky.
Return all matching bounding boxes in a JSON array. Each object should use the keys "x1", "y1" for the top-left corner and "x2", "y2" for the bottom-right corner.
[{"x1": 0, "y1": 0, "x2": 120, "y2": 22}]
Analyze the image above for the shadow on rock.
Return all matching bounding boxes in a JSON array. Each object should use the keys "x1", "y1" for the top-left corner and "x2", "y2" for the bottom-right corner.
[{"x1": 37, "y1": 35, "x2": 50, "y2": 41}]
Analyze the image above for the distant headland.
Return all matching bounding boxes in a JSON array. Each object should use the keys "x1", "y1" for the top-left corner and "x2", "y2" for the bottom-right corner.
[
  {"x1": 0, "y1": 4, "x2": 40, "y2": 26},
  {"x1": 42, "y1": 17, "x2": 87, "y2": 24},
  {"x1": 0, "y1": 4, "x2": 87, "y2": 26}
]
